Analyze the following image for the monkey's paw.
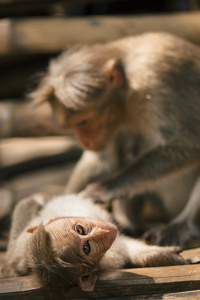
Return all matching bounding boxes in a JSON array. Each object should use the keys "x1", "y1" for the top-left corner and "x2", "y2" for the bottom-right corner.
[
  {"x1": 140, "y1": 245, "x2": 187, "y2": 267},
  {"x1": 81, "y1": 182, "x2": 119, "y2": 203},
  {"x1": 143, "y1": 221, "x2": 200, "y2": 247}
]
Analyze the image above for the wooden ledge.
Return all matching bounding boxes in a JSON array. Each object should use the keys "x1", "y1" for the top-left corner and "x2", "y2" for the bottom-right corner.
[
  {"x1": 1, "y1": 248, "x2": 200, "y2": 299},
  {"x1": 1, "y1": 259, "x2": 200, "y2": 299}
]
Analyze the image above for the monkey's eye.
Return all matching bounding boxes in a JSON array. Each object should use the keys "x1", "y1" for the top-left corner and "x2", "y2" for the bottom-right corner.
[
  {"x1": 75, "y1": 119, "x2": 88, "y2": 127},
  {"x1": 83, "y1": 241, "x2": 90, "y2": 255},
  {"x1": 75, "y1": 224, "x2": 85, "y2": 235}
]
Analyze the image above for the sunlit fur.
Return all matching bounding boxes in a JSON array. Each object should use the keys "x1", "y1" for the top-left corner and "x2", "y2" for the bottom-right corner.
[
  {"x1": 29, "y1": 32, "x2": 200, "y2": 247},
  {"x1": 31, "y1": 46, "x2": 123, "y2": 110},
  {"x1": 1, "y1": 194, "x2": 186, "y2": 292}
]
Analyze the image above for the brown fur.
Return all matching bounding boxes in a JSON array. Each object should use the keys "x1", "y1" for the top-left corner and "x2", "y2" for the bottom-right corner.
[{"x1": 27, "y1": 224, "x2": 93, "y2": 290}]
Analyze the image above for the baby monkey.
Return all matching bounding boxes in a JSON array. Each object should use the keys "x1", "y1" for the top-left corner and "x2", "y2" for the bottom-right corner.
[{"x1": 1, "y1": 193, "x2": 186, "y2": 292}]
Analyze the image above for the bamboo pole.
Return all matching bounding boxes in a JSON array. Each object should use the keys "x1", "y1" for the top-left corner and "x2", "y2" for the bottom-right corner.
[{"x1": 1, "y1": 12, "x2": 200, "y2": 55}]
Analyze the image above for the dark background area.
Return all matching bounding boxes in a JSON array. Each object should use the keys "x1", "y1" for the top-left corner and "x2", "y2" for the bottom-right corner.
[
  {"x1": 1, "y1": 0, "x2": 200, "y2": 19},
  {"x1": 0, "y1": 0, "x2": 200, "y2": 100}
]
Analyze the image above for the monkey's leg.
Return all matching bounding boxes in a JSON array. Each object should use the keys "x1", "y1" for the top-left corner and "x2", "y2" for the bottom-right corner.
[
  {"x1": 100, "y1": 235, "x2": 186, "y2": 270},
  {"x1": 123, "y1": 237, "x2": 187, "y2": 267},
  {"x1": 144, "y1": 176, "x2": 200, "y2": 247}
]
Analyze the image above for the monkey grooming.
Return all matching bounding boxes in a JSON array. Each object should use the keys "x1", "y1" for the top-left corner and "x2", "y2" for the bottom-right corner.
[{"x1": 30, "y1": 32, "x2": 200, "y2": 247}]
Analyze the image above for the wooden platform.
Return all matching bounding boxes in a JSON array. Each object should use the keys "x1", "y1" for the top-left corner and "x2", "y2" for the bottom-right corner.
[
  {"x1": 1, "y1": 137, "x2": 200, "y2": 298},
  {"x1": 1, "y1": 248, "x2": 200, "y2": 299}
]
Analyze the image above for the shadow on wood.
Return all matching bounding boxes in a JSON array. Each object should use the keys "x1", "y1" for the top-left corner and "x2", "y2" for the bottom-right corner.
[{"x1": 1, "y1": 248, "x2": 200, "y2": 299}]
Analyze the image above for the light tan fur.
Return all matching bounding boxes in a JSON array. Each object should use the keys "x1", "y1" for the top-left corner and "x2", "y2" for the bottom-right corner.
[{"x1": 1, "y1": 193, "x2": 186, "y2": 291}]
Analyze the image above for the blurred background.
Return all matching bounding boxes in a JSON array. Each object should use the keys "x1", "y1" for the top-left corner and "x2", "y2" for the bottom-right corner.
[
  {"x1": 1, "y1": 0, "x2": 200, "y2": 100},
  {"x1": 0, "y1": 0, "x2": 200, "y2": 238}
]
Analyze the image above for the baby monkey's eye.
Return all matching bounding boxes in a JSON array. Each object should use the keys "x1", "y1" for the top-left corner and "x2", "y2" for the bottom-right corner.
[
  {"x1": 83, "y1": 241, "x2": 90, "y2": 255},
  {"x1": 75, "y1": 224, "x2": 85, "y2": 235}
]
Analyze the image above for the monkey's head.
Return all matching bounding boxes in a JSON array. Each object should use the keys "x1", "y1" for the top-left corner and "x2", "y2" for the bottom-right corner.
[
  {"x1": 31, "y1": 46, "x2": 128, "y2": 151},
  {"x1": 26, "y1": 216, "x2": 117, "y2": 292}
]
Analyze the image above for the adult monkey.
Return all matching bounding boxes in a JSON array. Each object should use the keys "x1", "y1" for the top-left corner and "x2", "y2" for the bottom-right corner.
[{"x1": 30, "y1": 32, "x2": 200, "y2": 247}]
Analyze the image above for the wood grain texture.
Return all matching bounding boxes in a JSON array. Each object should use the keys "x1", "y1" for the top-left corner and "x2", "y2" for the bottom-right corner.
[
  {"x1": 0, "y1": 248, "x2": 200, "y2": 299},
  {"x1": 1, "y1": 12, "x2": 200, "y2": 55},
  {"x1": 0, "y1": 101, "x2": 68, "y2": 138}
]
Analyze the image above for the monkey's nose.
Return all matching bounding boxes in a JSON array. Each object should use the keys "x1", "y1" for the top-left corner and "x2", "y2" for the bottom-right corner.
[
  {"x1": 92, "y1": 228, "x2": 111, "y2": 239},
  {"x1": 83, "y1": 228, "x2": 112, "y2": 244}
]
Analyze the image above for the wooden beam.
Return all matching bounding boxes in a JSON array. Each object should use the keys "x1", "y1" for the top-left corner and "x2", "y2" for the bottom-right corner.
[
  {"x1": 0, "y1": 136, "x2": 82, "y2": 180},
  {"x1": 0, "y1": 264, "x2": 200, "y2": 299},
  {"x1": 0, "y1": 101, "x2": 69, "y2": 138},
  {"x1": 0, "y1": 248, "x2": 200, "y2": 299},
  {"x1": 0, "y1": 137, "x2": 80, "y2": 168},
  {"x1": 1, "y1": 12, "x2": 200, "y2": 55}
]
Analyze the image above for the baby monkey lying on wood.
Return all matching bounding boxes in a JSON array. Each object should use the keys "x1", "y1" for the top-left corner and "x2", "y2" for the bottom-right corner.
[
  {"x1": 31, "y1": 32, "x2": 200, "y2": 247},
  {"x1": 1, "y1": 193, "x2": 186, "y2": 292}
]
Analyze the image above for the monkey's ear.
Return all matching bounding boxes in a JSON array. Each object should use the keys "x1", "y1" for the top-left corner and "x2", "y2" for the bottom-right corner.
[
  {"x1": 78, "y1": 269, "x2": 98, "y2": 292},
  {"x1": 105, "y1": 59, "x2": 124, "y2": 88},
  {"x1": 46, "y1": 218, "x2": 55, "y2": 224},
  {"x1": 26, "y1": 224, "x2": 39, "y2": 233}
]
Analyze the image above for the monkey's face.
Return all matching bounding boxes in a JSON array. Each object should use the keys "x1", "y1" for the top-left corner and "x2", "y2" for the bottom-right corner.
[
  {"x1": 61, "y1": 101, "x2": 125, "y2": 151},
  {"x1": 32, "y1": 54, "x2": 127, "y2": 151},
  {"x1": 70, "y1": 111, "x2": 115, "y2": 151},
  {"x1": 46, "y1": 217, "x2": 117, "y2": 265}
]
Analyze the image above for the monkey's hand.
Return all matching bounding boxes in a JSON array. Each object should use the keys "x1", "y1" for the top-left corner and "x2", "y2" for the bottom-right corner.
[
  {"x1": 143, "y1": 221, "x2": 200, "y2": 248},
  {"x1": 122, "y1": 236, "x2": 187, "y2": 267},
  {"x1": 135, "y1": 245, "x2": 187, "y2": 267},
  {"x1": 81, "y1": 181, "x2": 123, "y2": 203}
]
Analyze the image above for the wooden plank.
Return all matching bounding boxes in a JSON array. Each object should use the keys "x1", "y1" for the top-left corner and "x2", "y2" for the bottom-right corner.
[
  {"x1": 1, "y1": 161, "x2": 75, "y2": 203},
  {"x1": 181, "y1": 247, "x2": 200, "y2": 262},
  {"x1": 0, "y1": 253, "x2": 6, "y2": 264},
  {"x1": 0, "y1": 248, "x2": 200, "y2": 299},
  {"x1": 0, "y1": 136, "x2": 82, "y2": 181},
  {"x1": 1, "y1": 12, "x2": 200, "y2": 55},
  {"x1": 0, "y1": 137, "x2": 80, "y2": 167},
  {"x1": 0, "y1": 101, "x2": 69, "y2": 138},
  {"x1": 0, "y1": 264, "x2": 200, "y2": 299},
  {"x1": 106, "y1": 290, "x2": 200, "y2": 300},
  {"x1": 0, "y1": 253, "x2": 6, "y2": 270},
  {"x1": 154, "y1": 290, "x2": 200, "y2": 300}
]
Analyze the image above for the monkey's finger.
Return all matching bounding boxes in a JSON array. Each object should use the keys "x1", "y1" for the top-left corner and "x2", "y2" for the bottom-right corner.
[
  {"x1": 168, "y1": 246, "x2": 184, "y2": 254},
  {"x1": 81, "y1": 183, "x2": 114, "y2": 203},
  {"x1": 187, "y1": 255, "x2": 200, "y2": 264}
]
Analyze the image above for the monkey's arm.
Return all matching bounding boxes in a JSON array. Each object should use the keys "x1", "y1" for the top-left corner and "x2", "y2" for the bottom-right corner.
[
  {"x1": 65, "y1": 149, "x2": 115, "y2": 193},
  {"x1": 8, "y1": 194, "x2": 48, "y2": 246},
  {"x1": 1, "y1": 194, "x2": 50, "y2": 278},
  {"x1": 84, "y1": 142, "x2": 200, "y2": 202},
  {"x1": 100, "y1": 235, "x2": 186, "y2": 270}
]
